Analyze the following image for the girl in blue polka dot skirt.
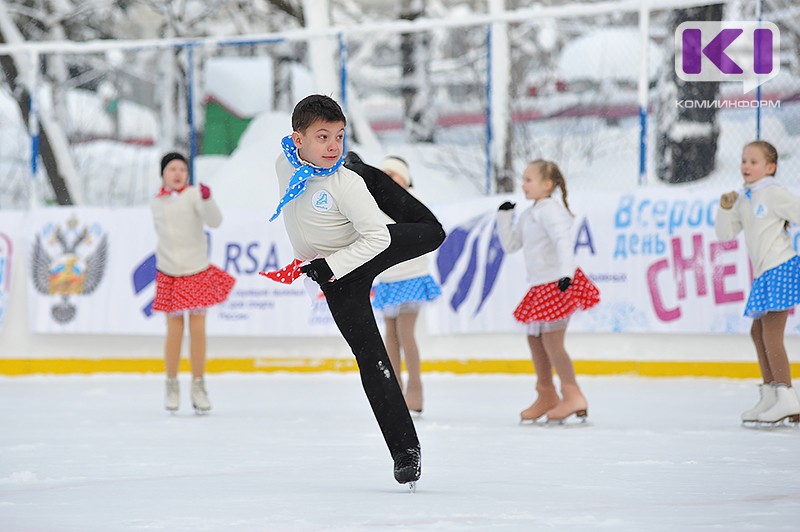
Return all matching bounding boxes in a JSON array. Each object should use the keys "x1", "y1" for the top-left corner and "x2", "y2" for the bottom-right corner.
[
  {"x1": 716, "y1": 140, "x2": 800, "y2": 424},
  {"x1": 370, "y1": 157, "x2": 441, "y2": 414}
]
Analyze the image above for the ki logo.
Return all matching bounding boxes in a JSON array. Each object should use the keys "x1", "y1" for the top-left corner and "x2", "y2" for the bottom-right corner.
[{"x1": 675, "y1": 21, "x2": 780, "y2": 94}]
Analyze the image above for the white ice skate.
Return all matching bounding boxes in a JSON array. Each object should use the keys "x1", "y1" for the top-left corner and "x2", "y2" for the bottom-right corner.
[
  {"x1": 165, "y1": 378, "x2": 179, "y2": 412},
  {"x1": 741, "y1": 383, "x2": 776, "y2": 423},
  {"x1": 191, "y1": 378, "x2": 212, "y2": 414},
  {"x1": 756, "y1": 384, "x2": 800, "y2": 425}
]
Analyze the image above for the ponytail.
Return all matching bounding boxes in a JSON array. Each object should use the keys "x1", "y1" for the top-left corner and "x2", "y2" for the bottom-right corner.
[{"x1": 529, "y1": 159, "x2": 572, "y2": 216}]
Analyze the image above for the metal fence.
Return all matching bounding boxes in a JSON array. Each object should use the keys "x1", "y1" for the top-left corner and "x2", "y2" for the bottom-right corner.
[{"x1": 0, "y1": 0, "x2": 798, "y2": 209}]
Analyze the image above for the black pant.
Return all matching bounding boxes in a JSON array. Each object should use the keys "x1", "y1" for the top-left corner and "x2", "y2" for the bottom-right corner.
[{"x1": 322, "y1": 162, "x2": 446, "y2": 458}]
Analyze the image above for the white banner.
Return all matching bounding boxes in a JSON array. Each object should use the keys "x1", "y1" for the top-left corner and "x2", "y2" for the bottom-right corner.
[
  {"x1": 426, "y1": 189, "x2": 800, "y2": 336},
  {"x1": 19, "y1": 187, "x2": 800, "y2": 337},
  {"x1": 25, "y1": 207, "x2": 341, "y2": 336}
]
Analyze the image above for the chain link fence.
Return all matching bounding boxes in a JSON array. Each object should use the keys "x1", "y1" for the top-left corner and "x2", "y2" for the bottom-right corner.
[{"x1": 1, "y1": 0, "x2": 798, "y2": 209}]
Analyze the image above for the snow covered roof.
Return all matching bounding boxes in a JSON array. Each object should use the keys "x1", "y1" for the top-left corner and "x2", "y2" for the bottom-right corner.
[
  {"x1": 557, "y1": 28, "x2": 662, "y2": 84},
  {"x1": 203, "y1": 57, "x2": 275, "y2": 118}
]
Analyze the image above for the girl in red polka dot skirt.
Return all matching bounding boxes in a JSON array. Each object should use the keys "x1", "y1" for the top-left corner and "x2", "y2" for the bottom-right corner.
[
  {"x1": 496, "y1": 160, "x2": 599, "y2": 424},
  {"x1": 150, "y1": 152, "x2": 235, "y2": 414}
]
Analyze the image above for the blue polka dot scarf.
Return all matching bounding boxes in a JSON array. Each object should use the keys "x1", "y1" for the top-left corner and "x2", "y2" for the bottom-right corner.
[{"x1": 269, "y1": 135, "x2": 344, "y2": 222}]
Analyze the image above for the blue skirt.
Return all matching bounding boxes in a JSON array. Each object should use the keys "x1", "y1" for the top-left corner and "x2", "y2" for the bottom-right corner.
[
  {"x1": 372, "y1": 275, "x2": 441, "y2": 310},
  {"x1": 744, "y1": 255, "x2": 800, "y2": 318}
]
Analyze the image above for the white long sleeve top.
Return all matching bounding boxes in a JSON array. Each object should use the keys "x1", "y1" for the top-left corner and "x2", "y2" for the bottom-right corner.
[
  {"x1": 715, "y1": 178, "x2": 800, "y2": 277},
  {"x1": 496, "y1": 197, "x2": 576, "y2": 286},
  {"x1": 150, "y1": 186, "x2": 222, "y2": 277},
  {"x1": 275, "y1": 155, "x2": 391, "y2": 280}
]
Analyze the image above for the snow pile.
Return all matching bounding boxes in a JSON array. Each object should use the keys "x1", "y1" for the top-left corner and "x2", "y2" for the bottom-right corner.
[
  {"x1": 204, "y1": 57, "x2": 275, "y2": 117},
  {"x1": 558, "y1": 28, "x2": 662, "y2": 84}
]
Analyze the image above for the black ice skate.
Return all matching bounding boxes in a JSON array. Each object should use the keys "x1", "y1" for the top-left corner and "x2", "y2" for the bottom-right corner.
[{"x1": 393, "y1": 447, "x2": 421, "y2": 492}]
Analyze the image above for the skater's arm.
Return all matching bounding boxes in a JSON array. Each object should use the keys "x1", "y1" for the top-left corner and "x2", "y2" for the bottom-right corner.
[
  {"x1": 324, "y1": 175, "x2": 391, "y2": 279},
  {"x1": 496, "y1": 208, "x2": 522, "y2": 253},
  {"x1": 193, "y1": 187, "x2": 223, "y2": 228},
  {"x1": 714, "y1": 194, "x2": 742, "y2": 242}
]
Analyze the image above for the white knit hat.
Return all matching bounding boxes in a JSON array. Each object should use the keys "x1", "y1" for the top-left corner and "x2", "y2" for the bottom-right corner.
[{"x1": 381, "y1": 156, "x2": 411, "y2": 188}]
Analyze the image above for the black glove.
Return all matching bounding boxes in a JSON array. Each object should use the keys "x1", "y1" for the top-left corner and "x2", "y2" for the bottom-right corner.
[
  {"x1": 300, "y1": 258, "x2": 334, "y2": 286},
  {"x1": 498, "y1": 201, "x2": 516, "y2": 211},
  {"x1": 557, "y1": 277, "x2": 572, "y2": 292}
]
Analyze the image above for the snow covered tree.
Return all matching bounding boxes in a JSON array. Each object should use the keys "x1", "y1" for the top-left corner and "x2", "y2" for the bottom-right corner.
[
  {"x1": 0, "y1": 0, "x2": 81, "y2": 205},
  {"x1": 656, "y1": 4, "x2": 723, "y2": 184},
  {"x1": 142, "y1": 0, "x2": 305, "y2": 149},
  {"x1": 400, "y1": 0, "x2": 435, "y2": 143}
]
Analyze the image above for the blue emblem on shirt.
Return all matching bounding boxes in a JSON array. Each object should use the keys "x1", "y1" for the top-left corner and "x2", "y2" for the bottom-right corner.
[{"x1": 312, "y1": 190, "x2": 333, "y2": 212}]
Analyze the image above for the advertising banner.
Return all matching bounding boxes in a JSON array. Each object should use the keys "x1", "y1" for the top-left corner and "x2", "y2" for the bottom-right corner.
[
  {"x1": 25, "y1": 207, "x2": 340, "y2": 336},
  {"x1": 21, "y1": 187, "x2": 800, "y2": 337},
  {"x1": 427, "y1": 189, "x2": 800, "y2": 336}
]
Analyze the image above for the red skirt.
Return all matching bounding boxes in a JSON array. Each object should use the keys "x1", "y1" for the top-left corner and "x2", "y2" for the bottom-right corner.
[
  {"x1": 513, "y1": 268, "x2": 600, "y2": 323},
  {"x1": 153, "y1": 265, "x2": 235, "y2": 314}
]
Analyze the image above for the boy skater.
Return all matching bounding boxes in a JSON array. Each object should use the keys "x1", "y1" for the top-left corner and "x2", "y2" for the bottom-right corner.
[{"x1": 267, "y1": 95, "x2": 446, "y2": 488}]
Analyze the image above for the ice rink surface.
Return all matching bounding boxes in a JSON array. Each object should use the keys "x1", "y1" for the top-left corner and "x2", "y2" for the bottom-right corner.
[{"x1": 1, "y1": 373, "x2": 799, "y2": 531}]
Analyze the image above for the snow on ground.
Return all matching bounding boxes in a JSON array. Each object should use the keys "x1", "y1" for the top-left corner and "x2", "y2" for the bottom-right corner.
[{"x1": 1, "y1": 373, "x2": 798, "y2": 531}]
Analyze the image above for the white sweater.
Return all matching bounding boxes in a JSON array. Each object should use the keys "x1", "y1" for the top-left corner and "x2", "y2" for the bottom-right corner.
[
  {"x1": 715, "y1": 178, "x2": 800, "y2": 277},
  {"x1": 275, "y1": 155, "x2": 391, "y2": 280},
  {"x1": 150, "y1": 186, "x2": 222, "y2": 277},
  {"x1": 496, "y1": 197, "x2": 576, "y2": 286}
]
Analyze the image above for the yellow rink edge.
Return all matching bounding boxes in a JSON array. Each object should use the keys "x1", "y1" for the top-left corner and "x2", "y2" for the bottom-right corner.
[{"x1": 0, "y1": 358, "x2": 795, "y2": 378}]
